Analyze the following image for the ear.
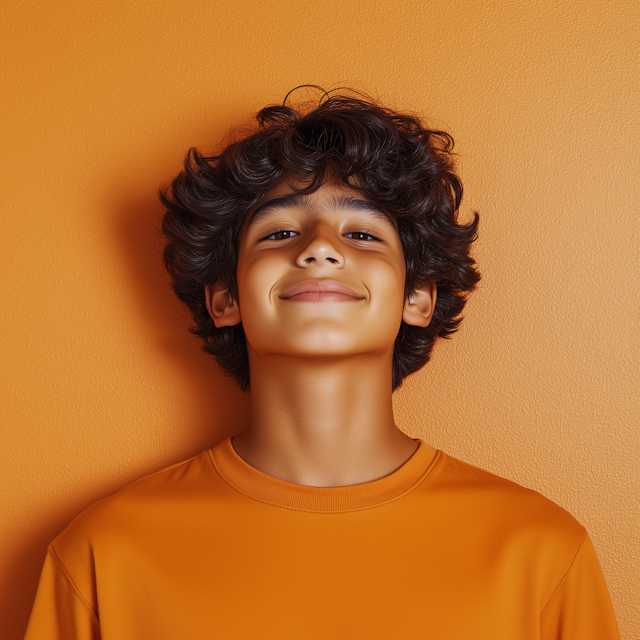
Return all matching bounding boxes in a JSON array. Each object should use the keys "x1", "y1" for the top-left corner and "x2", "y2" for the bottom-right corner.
[
  {"x1": 402, "y1": 280, "x2": 437, "y2": 328},
  {"x1": 204, "y1": 281, "x2": 242, "y2": 328}
]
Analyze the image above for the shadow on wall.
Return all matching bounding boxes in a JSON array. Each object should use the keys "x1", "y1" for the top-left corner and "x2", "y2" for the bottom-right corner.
[
  {"x1": 11, "y1": 119, "x2": 251, "y2": 638},
  {"x1": 114, "y1": 189, "x2": 244, "y2": 419}
]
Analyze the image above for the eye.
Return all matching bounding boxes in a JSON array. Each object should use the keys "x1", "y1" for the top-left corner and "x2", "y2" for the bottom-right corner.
[
  {"x1": 262, "y1": 229, "x2": 299, "y2": 241},
  {"x1": 344, "y1": 229, "x2": 381, "y2": 242}
]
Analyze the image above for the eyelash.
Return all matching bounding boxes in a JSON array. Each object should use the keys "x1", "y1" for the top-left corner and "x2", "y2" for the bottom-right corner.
[{"x1": 260, "y1": 228, "x2": 382, "y2": 242}]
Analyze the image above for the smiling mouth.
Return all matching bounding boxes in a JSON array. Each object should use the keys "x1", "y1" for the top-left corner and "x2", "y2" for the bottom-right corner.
[
  {"x1": 283, "y1": 291, "x2": 362, "y2": 302},
  {"x1": 279, "y1": 280, "x2": 364, "y2": 301}
]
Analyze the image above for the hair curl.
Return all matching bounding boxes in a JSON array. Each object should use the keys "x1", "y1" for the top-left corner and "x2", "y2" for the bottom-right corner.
[{"x1": 160, "y1": 90, "x2": 480, "y2": 391}]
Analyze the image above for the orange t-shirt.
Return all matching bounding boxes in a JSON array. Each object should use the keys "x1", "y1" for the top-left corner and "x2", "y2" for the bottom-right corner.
[{"x1": 24, "y1": 438, "x2": 620, "y2": 640}]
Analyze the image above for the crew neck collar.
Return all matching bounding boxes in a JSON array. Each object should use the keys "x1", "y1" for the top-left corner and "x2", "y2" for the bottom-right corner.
[{"x1": 208, "y1": 437, "x2": 440, "y2": 512}]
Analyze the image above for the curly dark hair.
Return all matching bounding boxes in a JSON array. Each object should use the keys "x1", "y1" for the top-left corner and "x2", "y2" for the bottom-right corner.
[{"x1": 160, "y1": 89, "x2": 480, "y2": 392}]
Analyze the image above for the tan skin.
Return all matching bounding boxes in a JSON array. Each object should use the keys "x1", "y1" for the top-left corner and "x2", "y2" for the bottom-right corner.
[{"x1": 205, "y1": 177, "x2": 437, "y2": 487}]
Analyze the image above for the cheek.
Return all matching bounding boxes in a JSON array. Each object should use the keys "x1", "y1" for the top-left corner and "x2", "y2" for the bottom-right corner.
[
  {"x1": 388, "y1": 250, "x2": 407, "y2": 303},
  {"x1": 236, "y1": 258, "x2": 278, "y2": 324},
  {"x1": 377, "y1": 255, "x2": 407, "y2": 324},
  {"x1": 365, "y1": 253, "x2": 405, "y2": 297}
]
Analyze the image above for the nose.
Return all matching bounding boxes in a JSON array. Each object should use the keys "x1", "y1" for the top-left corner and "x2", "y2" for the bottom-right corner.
[{"x1": 295, "y1": 222, "x2": 345, "y2": 268}]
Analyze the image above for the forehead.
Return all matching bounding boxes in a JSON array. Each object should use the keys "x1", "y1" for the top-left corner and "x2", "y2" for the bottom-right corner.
[{"x1": 242, "y1": 178, "x2": 398, "y2": 233}]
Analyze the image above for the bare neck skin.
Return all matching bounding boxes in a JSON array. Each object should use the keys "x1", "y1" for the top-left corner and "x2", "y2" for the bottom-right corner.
[{"x1": 232, "y1": 348, "x2": 428, "y2": 487}]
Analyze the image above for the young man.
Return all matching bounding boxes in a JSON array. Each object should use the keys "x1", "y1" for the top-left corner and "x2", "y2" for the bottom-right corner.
[{"x1": 24, "y1": 91, "x2": 620, "y2": 639}]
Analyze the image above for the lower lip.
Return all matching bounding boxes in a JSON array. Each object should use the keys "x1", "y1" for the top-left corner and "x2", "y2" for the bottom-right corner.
[{"x1": 282, "y1": 292, "x2": 362, "y2": 302}]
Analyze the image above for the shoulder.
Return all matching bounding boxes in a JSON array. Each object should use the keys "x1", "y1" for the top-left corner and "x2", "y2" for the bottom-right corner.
[
  {"x1": 426, "y1": 451, "x2": 587, "y2": 552},
  {"x1": 50, "y1": 448, "x2": 216, "y2": 559},
  {"x1": 37, "y1": 449, "x2": 219, "y2": 618}
]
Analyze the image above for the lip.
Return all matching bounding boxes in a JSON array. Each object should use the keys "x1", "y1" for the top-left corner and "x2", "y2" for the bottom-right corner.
[{"x1": 280, "y1": 279, "x2": 364, "y2": 300}]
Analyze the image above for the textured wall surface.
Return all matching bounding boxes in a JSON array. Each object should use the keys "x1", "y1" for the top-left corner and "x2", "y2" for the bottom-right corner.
[{"x1": 2, "y1": 1, "x2": 638, "y2": 638}]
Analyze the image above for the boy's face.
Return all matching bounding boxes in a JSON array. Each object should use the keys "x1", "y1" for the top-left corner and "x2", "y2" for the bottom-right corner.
[{"x1": 212, "y1": 176, "x2": 434, "y2": 363}]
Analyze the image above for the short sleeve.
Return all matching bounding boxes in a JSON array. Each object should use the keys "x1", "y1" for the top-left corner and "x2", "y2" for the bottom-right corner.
[
  {"x1": 540, "y1": 534, "x2": 620, "y2": 640},
  {"x1": 23, "y1": 546, "x2": 101, "y2": 640}
]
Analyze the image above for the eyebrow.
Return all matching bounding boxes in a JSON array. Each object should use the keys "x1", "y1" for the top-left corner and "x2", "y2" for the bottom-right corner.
[{"x1": 246, "y1": 193, "x2": 397, "y2": 230}]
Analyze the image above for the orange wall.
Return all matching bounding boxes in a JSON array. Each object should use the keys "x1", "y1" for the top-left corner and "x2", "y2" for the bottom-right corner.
[{"x1": 2, "y1": 1, "x2": 638, "y2": 638}]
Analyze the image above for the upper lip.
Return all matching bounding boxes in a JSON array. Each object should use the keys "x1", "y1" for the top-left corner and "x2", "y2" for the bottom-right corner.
[{"x1": 280, "y1": 279, "x2": 364, "y2": 299}]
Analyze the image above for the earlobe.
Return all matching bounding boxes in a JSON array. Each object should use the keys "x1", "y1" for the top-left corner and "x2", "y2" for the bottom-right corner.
[
  {"x1": 204, "y1": 281, "x2": 242, "y2": 328},
  {"x1": 402, "y1": 280, "x2": 437, "y2": 328}
]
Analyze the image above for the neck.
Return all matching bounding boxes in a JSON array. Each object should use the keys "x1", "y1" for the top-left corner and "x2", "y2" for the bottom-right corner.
[{"x1": 231, "y1": 347, "x2": 429, "y2": 486}]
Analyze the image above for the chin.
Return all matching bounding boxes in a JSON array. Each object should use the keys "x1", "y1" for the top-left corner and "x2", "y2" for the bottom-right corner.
[{"x1": 281, "y1": 338, "x2": 380, "y2": 359}]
